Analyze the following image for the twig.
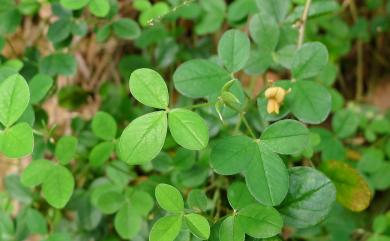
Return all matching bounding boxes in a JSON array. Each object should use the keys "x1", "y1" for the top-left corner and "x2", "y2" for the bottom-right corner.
[{"x1": 297, "y1": 0, "x2": 312, "y2": 48}]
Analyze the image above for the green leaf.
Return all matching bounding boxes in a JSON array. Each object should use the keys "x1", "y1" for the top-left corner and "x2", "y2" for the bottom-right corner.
[
  {"x1": 292, "y1": 42, "x2": 329, "y2": 80},
  {"x1": 55, "y1": 136, "x2": 77, "y2": 165},
  {"x1": 249, "y1": 12, "x2": 279, "y2": 51},
  {"x1": 92, "y1": 111, "x2": 117, "y2": 141},
  {"x1": 219, "y1": 216, "x2": 245, "y2": 241},
  {"x1": 155, "y1": 183, "x2": 184, "y2": 213},
  {"x1": 187, "y1": 189, "x2": 208, "y2": 212},
  {"x1": 260, "y1": 119, "x2": 310, "y2": 155},
  {"x1": 217, "y1": 29, "x2": 250, "y2": 73},
  {"x1": 358, "y1": 147, "x2": 384, "y2": 174},
  {"x1": 149, "y1": 214, "x2": 183, "y2": 241},
  {"x1": 29, "y1": 74, "x2": 54, "y2": 104},
  {"x1": 332, "y1": 109, "x2": 360, "y2": 139},
  {"x1": 227, "y1": 182, "x2": 256, "y2": 210},
  {"x1": 321, "y1": 160, "x2": 371, "y2": 212},
  {"x1": 21, "y1": 159, "x2": 53, "y2": 188},
  {"x1": 279, "y1": 167, "x2": 336, "y2": 228},
  {"x1": 139, "y1": 2, "x2": 170, "y2": 27},
  {"x1": 0, "y1": 122, "x2": 34, "y2": 158},
  {"x1": 39, "y1": 53, "x2": 77, "y2": 77},
  {"x1": 60, "y1": 0, "x2": 89, "y2": 10},
  {"x1": 210, "y1": 135, "x2": 255, "y2": 175},
  {"x1": 118, "y1": 111, "x2": 167, "y2": 165},
  {"x1": 113, "y1": 18, "x2": 141, "y2": 40},
  {"x1": 255, "y1": 0, "x2": 290, "y2": 22},
  {"x1": 173, "y1": 59, "x2": 231, "y2": 98},
  {"x1": 47, "y1": 19, "x2": 72, "y2": 43},
  {"x1": 42, "y1": 165, "x2": 74, "y2": 209},
  {"x1": 95, "y1": 189, "x2": 124, "y2": 214},
  {"x1": 89, "y1": 0, "x2": 110, "y2": 17},
  {"x1": 89, "y1": 141, "x2": 114, "y2": 167},
  {"x1": 26, "y1": 208, "x2": 47, "y2": 234},
  {"x1": 168, "y1": 108, "x2": 208, "y2": 150},
  {"x1": 290, "y1": 80, "x2": 331, "y2": 124},
  {"x1": 126, "y1": 189, "x2": 154, "y2": 216},
  {"x1": 244, "y1": 143, "x2": 289, "y2": 206},
  {"x1": 114, "y1": 204, "x2": 142, "y2": 239},
  {"x1": 184, "y1": 213, "x2": 210, "y2": 240},
  {"x1": 0, "y1": 74, "x2": 30, "y2": 127},
  {"x1": 129, "y1": 68, "x2": 169, "y2": 109},
  {"x1": 237, "y1": 204, "x2": 283, "y2": 239}
]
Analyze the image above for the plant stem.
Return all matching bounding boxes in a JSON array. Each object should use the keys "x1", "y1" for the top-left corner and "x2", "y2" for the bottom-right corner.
[
  {"x1": 297, "y1": 0, "x2": 312, "y2": 48},
  {"x1": 241, "y1": 114, "x2": 256, "y2": 139}
]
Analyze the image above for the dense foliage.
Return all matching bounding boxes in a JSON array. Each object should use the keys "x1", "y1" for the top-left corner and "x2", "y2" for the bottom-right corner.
[{"x1": 0, "y1": 0, "x2": 390, "y2": 241}]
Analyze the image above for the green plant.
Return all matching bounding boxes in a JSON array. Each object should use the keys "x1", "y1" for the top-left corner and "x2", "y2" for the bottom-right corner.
[{"x1": 0, "y1": 0, "x2": 390, "y2": 241}]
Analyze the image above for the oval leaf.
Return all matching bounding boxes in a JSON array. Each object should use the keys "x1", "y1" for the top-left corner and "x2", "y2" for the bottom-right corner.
[
  {"x1": 279, "y1": 167, "x2": 336, "y2": 228},
  {"x1": 155, "y1": 183, "x2": 184, "y2": 213},
  {"x1": 55, "y1": 136, "x2": 77, "y2": 165},
  {"x1": 0, "y1": 74, "x2": 30, "y2": 127},
  {"x1": 42, "y1": 165, "x2": 74, "y2": 209},
  {"x1": 237, "y1": 204, "x2": 283, "y2": 239},
  {"x1": 168, "y1": 108, "x2": 209, "y2": 150},
  {"x1": 149, "y1": 214, "x2": 183, "y2": 241},
  {"x1": 260, "y1": 119, "x2": 310, "y2": 155},
  {"x1": 185, "y1": 213, "x2": 210, "y2": 240},
  {"x1": 210, "y1": 135, "x2": 256, "y2": 175},
  {"x1": 244, "y1": 143, "x2": 289, "y2": 206},
  {"x1": 118, "y1": 111, "x2": 167, "y2": 165},
  {"x1": 21, "y1": 159, "x2": 53, "y2": 188},
  {"x1": 292, "y1": 42, "x2": 329, "y2": 80},
  {"x1": 290, "y1": 80, "x2": 331, "y2": 124},
  {"x1": 173, "y1": 59, "x2": 231, "y2": 98},
  {"x1": 129, "y1": 68, "x2": 169, "y2": 109},
  {"x1": 218, "y1": 29, "x2": 250, "y2": 73},
  {"x1": 321, "y1": 160, "x2": 371, "y2": 212},
  {"x1": 0, "y1": 122, "x2": 34, "y2": 158},
  {"x1": 92, "y1": 111, "x2": 117, "y2": 141}
]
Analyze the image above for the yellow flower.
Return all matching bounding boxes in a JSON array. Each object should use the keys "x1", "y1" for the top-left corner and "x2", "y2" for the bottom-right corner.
[{"x1": 264, "y1": 87, "x2": 290, "y2": 114}]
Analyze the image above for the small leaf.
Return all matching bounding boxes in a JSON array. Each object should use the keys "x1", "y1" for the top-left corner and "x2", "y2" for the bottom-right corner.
[
  {"x1": 168, "y1": 108, "x2": 209, "y2": 150},
  {"x1": 47, "y1": 19, "x2": 72, "y2": 43},
  {"x1": 290, "y1": 80, "x2": 331, "y2": 124},
  {"x1": 21, "y1": 159, "x2": 53, "y2": 188},
  {"x1": 187, "y1": 189, "x2": 208, "y2": 212},
  {"x1": 60, "y1": 0, "x2": 89, "y2": 10},
  {"x1": 249, "y1": 12, "x2": 279, "y2": 51},
  {"x1": 218, "y1": 29, "x2": 250, "y2": 72},
  {"x1": 260, "y1": 119, "x2": 310, "y2": 155},
  {"x1": 237, "y1": 204, "x2": 283, "y2": 239},
  {"x1": 255, "y1": 0, "x2": 290, "y2": 22},
  {"x1": 0, "y1": 122, "x2": 34, "y2": 158},
  {"x1": 55, "y1": 136, "x2": 77, "y2": 165},
  {"x1": 279, "y1": 167, "x2": 336, "y2": 229},
  {"x1": 0, "y1": 74, "x2": 30, "y2": 127},
  {"x1": 113, "y1": 18, "x2": 141, "y2": 40},
  {"x1": 39, "y1": 53, "x2": 77, "y2": 77},
  {"x1": 29, "y1": 74, "x2": 54, "y2": 104},
  {"x1": 26, "y1": 208, "x2": 48, "y2": 234},
  {"x1": 184, "y1": 213, "x2": 210, "y2": 240},
  {"x1": 244, "y1": 143, "x2": 289, "y2": 206},
  {"x1": 89, "y1": 141, "x2": 114, "y2": 167},
  {"x1": 91, "y1": 111, "x2": 117, "y2": 141},
  {"x1": 118, "y1": 111, "x2": 167, "y2": 165},
  {"x1": 42, "y1": 165, "x2": 74, "y2": 209},
  {"x1": 129, "y1": 68, "x2": 169, "y2": 109},
  {"x1": 155, "y1": 183, "x2": 184, "y2": 213},
  {"x1": 114, "y1": 204, "x2": 142, "y2": 240},
  {"x1": 219, "y1": 216, "x2": 245, "y2": 241},
  {"x1": 95, "y1": 189, "x2": 124, "y2": 214},
  {"x1": 89, "y1": 0, "x2": 110, "y2": 17},
  {"x1": 321, "y1": 160, "x2": 371, "y2": 212},
  {"x1": 332, "y1": 109, "x2": 360, "y2": 139},
  {"x1": 227, "y1": 182, "x2": 256, "y2": 210},
  {"x1": 292, "y1": 42, "x2": 329, "y2": 80},
  {"x1": 210, "y1": 135, "x2": 256, "y2": 175},
  {"x1": 173, "y1": 59, "x2": 231, "y2": 98},
  {"x1": 149, "y1": 214, "x2": 183, "y2": 241}
]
